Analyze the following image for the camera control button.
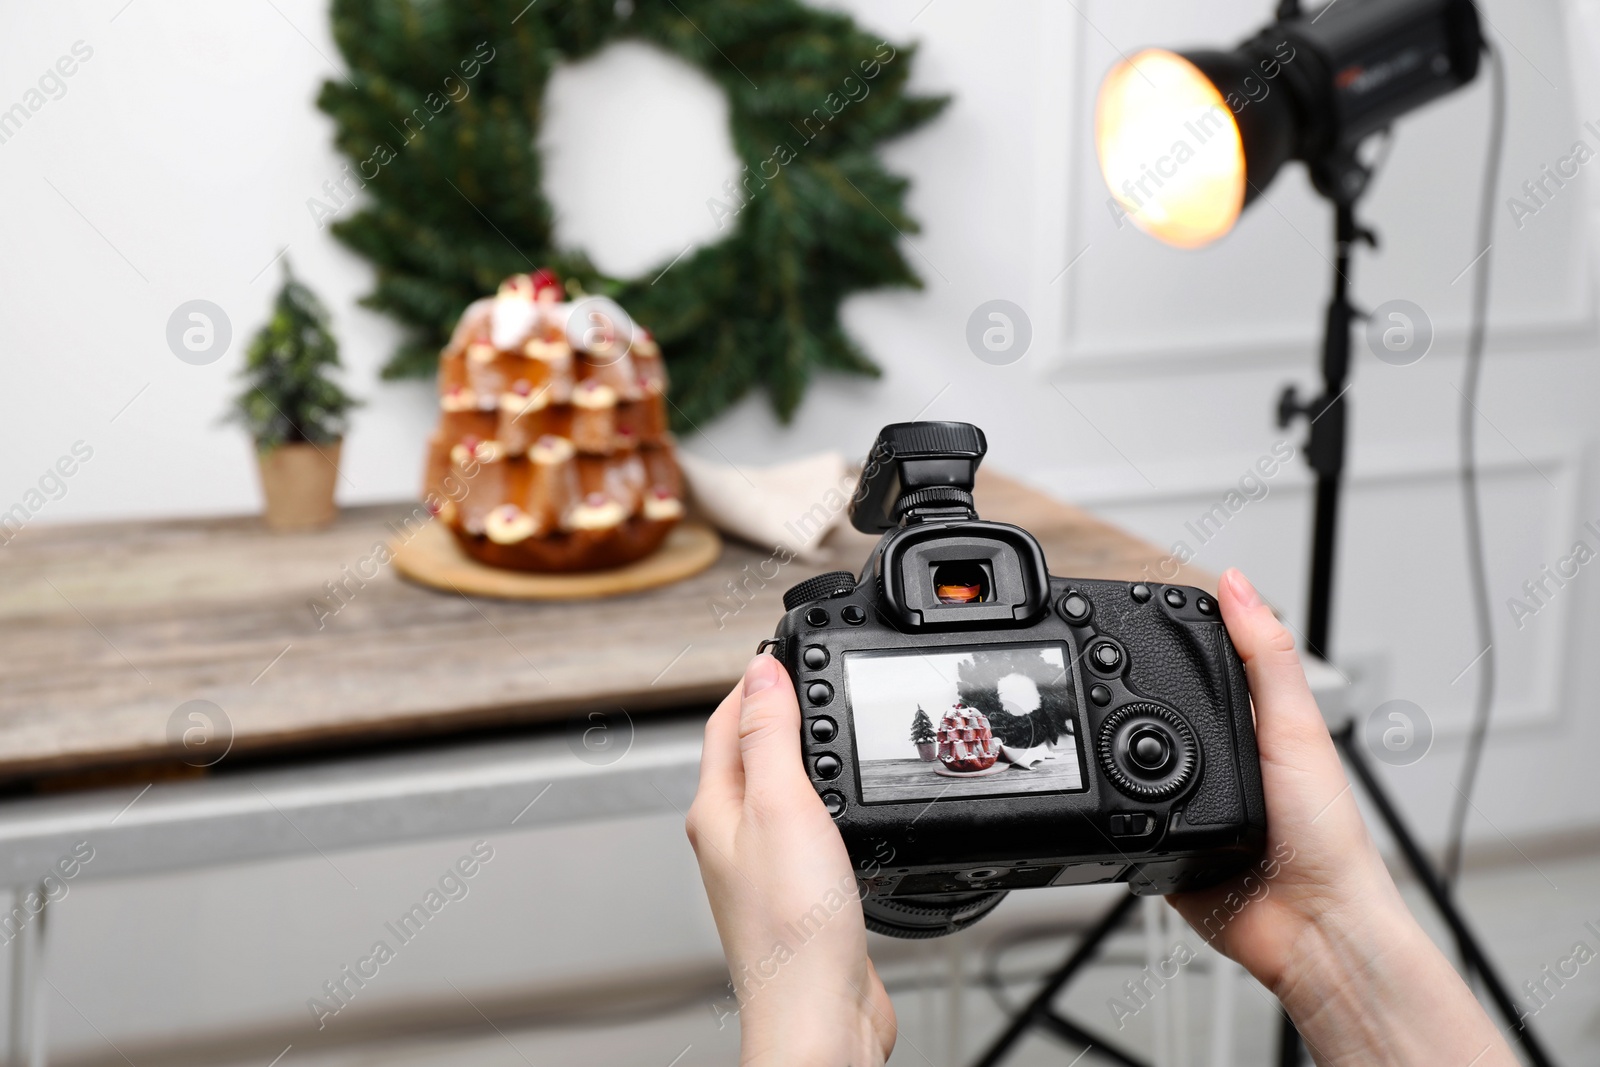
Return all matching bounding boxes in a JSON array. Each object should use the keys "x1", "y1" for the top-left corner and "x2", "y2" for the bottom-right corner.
[
  {"x1": 806, "y1": 682, "x2": 833, "y2": 706},
  {"x1": 840, "y1": 605, "x2": 867, "y2": 625},
  {"x1": 805, "y1": 607, "x2": 830, "y2": 628},
  {"x1": 802, "y1": 645, "x2": 829, "y2": 670},
  {"x1": 1130, "y1": 583, "x2": 1152, "y2": 603},
  {"x1": 1130, "y1": 730, "x2": 1171, "y2": 772},
  {"x1": 1090, "y1": 684, "x2": 1112, "y2": 707},
  {"x1": 1163, "y1": 588, "x2": 1186, "y2": 609},
  {"x1": 1059, "y1": 592, "x2": 1091, "y2": 622},
  {"x1": 1196, "y1": 595, "x2": 1216, "y2": 616},
  {"x1": 809, "y1": 717, "x2": 837, "y2": 743},
  {"x1": 1111, "y1": 813, "x2": 1153, "y2": 836},
  {"x1": 814, "y1": 754, "x2": 842, "y2": 780},
  {"x1": 1090, "y1": 642, "x2": 1123, "y2": 673},
  {"x1": 821, "y1": 791, "x2": 846, "y2": 817}
]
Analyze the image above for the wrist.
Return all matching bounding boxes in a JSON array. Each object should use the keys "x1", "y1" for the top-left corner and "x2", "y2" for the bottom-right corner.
[
  {"x1": 1275, "y1": 898, "x2": 1510, "y2": 1064},
  {"x1": 738, "y1": 980, "x2": 887, "y2": 1067},
  {"x1": 740, "y1": 1006, "x2": 885, "y2": 1067}
]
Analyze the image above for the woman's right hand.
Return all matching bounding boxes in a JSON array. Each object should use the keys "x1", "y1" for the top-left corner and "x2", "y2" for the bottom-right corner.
[{"x1": 1167, "y1": 569, "x2": 1515, "y2": 1066}]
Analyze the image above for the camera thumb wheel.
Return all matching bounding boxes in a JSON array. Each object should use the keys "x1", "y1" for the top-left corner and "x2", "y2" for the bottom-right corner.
[
  {"x1": 1096, "y1": 703, "x2": 1198, "y2": 800},
  {"x1": 861, "y1": 891, "x2": 1008, "y2": 939}
]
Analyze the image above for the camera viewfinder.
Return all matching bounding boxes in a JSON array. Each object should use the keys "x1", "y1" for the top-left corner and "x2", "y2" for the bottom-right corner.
[{"x1": 933, "y1": 561, "x2": 992, "y2": 604}]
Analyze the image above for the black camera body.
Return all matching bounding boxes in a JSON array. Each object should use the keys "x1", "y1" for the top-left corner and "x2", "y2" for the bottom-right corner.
[{"x1": 767, "y1": 423, "x2": 1266, "y2": 938}]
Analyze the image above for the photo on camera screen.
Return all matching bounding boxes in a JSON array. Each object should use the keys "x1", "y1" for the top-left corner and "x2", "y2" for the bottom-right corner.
[{"x1": 843, "y1": 643, "x2": 1086, "y2": 803}]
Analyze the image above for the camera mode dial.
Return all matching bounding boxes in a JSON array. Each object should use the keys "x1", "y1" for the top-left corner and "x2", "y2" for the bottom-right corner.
[
  {"x1": 1097, "y1": 703, "x2": 1198, "y2": 800},
  {"x1": 783, "y1": 571, "x2": 858, "y2": 612}
]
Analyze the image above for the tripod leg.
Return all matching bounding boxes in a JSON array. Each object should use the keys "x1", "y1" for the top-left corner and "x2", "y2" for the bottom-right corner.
[
  {"x1": 1141, "y1": 898, "x2": 1171, "y2": 1067},
  {"x1": 1275, "y1": 1018, "x2": 1301, "y2": 1066},
  {"x1": 1036, "y1": 1011, "x2": 1149, "y2": 1067},
  {"x1": 1334, "y1": 724, "x2": 1561, "y2": 1067},
  {"x1": 970, "y1": 892, "x2": 1141, "y2": 1067}
]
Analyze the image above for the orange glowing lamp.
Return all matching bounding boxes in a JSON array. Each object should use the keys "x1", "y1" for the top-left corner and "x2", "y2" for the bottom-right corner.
[
  {"x1": 1094, "y1": 1, "x2": 1482, "y2": 248},
  {"x1": 1095, "y1": 49, "x2": 1248, "y2": 248}
]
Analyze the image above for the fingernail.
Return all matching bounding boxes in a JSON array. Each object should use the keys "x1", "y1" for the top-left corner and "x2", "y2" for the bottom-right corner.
[
  {"x1": 1224, "y1": 568, "x2": 1261, "y2": 608},
  {"x1": 743, "y1": 654, "x2": 780, "y2": 698}
]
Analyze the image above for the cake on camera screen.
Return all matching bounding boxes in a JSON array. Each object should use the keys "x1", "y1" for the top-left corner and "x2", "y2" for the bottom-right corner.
[{"x1": 843, "y1": 643, "x2": 1086, "y2": 804}]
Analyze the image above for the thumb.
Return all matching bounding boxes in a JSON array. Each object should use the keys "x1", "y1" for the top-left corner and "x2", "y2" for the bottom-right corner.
[{"x1": 737, "y1": 654, "x2": 811, "y2": 803}]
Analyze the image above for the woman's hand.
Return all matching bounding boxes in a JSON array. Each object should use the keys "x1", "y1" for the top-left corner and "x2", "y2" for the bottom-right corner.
[
  {"x1": 687, "y1": 654, "x2": 895, "y2": 1067},
  {"x1": 1170, "y1": 569, "x2": 1515, "y2": 1066}
]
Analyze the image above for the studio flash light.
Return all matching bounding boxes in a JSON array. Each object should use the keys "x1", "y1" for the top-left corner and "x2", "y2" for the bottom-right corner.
[{"x1": 1096, "y1": 0, "x2": 1483, "y2": 247}]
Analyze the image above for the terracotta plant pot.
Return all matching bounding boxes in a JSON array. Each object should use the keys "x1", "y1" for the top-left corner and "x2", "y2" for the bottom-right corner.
[
  {"x1": 256, "y1": 439, "x2": 342, "y2": 532},
  {"x1": 916, "y1": 741, "x2": 937, "y2": 762}
]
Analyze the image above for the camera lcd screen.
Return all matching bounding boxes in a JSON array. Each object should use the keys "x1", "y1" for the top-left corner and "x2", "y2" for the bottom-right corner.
[{"x1": 843, "y1": 643, "x2": 1086, "y2": 804}]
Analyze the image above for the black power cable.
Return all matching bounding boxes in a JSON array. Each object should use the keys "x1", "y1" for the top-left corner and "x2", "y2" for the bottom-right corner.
[{"x1": 1442, "y1": 40, "x2": 1508, "y2": 890}]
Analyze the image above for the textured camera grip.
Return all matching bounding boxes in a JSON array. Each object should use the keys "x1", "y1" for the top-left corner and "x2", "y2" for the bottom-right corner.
[{"x1": 1219, "y1": 625, "x2": 1267, "y2": 833}]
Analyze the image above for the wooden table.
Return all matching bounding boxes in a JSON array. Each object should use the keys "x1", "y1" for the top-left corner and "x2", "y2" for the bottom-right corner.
[
  {"x1": 0, "y1": 470, "x2": 1211, "y2": 789},
  {"x1": 0, "y1": 472, "x2": 1295, "y2": 1067}
]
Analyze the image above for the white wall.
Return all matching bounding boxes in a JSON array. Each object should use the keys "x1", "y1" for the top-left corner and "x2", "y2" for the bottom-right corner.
[{"x1": 4, "y1": 0, "x2": 1600, "y2": 1060}]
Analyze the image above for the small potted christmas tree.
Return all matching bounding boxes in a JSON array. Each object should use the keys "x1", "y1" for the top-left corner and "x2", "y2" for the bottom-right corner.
[
  {"x1": 230, "y1": 260, "x2": 358, "y2": 531},
  {"x1": 910, "y1": 706, "x2": 937, "y2": 761}
]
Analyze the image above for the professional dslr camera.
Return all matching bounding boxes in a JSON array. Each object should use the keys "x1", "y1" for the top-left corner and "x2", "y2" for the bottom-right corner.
[{"x1": 765, "y1": 423, "x2": 1266, "y2": 938}]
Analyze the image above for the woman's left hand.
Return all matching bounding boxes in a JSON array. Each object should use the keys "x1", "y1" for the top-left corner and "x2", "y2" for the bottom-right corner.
[{"x1": 687, "y1": 653, "x2": 896, "y2": 1067}]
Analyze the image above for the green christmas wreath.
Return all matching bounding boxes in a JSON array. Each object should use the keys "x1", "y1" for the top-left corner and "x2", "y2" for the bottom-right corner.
[
  {"x1": 316, "y1": 0, "x2": 947, "y2": 427},
  {"x1": 957, "y1": 647, "x2": 1075, "y2": 749}
]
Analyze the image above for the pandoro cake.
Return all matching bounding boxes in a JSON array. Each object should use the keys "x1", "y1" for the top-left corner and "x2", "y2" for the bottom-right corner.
[{"x1": 422, "y1": 270, "x2": 684, "y2": 572}]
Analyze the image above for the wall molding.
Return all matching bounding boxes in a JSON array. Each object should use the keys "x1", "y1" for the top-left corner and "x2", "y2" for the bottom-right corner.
[
  {"x1": 1022, "y1": 438, "x2": 1578, "y2": 510},
  {"x1": 1048, "y1": 313, "x2": 1600, "y2": 383},
  {"x1": 1017, "y1": 441, "x2": 1591, "y2": 739}
]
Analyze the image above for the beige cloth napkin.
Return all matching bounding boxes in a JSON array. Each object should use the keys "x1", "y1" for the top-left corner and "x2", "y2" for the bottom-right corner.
[
  {"x1": 678, "y1": 450, "x2": 854, "y2": 563},
  {"x1": 998, "y1": 744, "x2": 1052, "y2": 769}
]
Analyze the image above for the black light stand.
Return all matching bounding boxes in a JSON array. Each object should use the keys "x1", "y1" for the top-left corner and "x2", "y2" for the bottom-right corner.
[
  {"x1": 1275, "y1": 200, "x2": 1369, "y2": 662},
  {"x1": 1268, "y1": 184, "x2": 1559, "y2": 1067}
]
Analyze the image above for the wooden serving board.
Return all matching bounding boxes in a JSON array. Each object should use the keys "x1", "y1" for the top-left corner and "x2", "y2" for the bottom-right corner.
[
  {"x1": 391, "y1": 520, "x2": 722, "y2": 600},
  {"x1": 0, "y1": 471, "x2": 1213, "y2": 786}
]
